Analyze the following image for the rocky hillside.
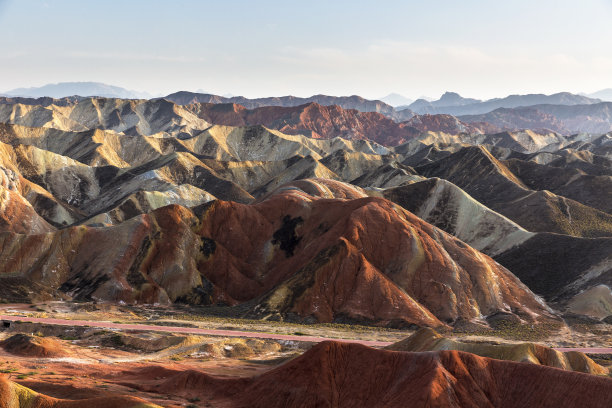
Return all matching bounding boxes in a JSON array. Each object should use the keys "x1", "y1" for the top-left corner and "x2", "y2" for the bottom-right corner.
[
  {"x1": 0, "y1": 178, "x2": 556, "y2": 327},
  {"x1": 387, "y1": 328, "x2": 607, "y2": 375},
  {"x1": 121, "y1": 341, "x2": 612, "y2": 408},
  {"x1": 0, "y1": 96, "x2": 611, "y2": 324},
  {"x1": 187, "y1": 102, "x2": 421, "y2": 145},
  {"x1": 164, "y1": 91, "x2": 415, "y2": 121}
]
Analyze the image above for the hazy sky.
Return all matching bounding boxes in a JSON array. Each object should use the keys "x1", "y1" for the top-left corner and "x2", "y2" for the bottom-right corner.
[{"x1": 1, "y1": 0, "x2": 611, "y2": 99}]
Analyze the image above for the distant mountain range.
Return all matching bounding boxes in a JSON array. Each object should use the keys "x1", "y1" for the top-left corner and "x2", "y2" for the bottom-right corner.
[
  {"x1": 2, "y1": 83, "x2": 612, "y2": 134},
  {"x1": 587, "y1": 88, "x2": 612, "y2": 102},
  {"x1": 460, "y1": 103, "x2": 612, "y2": 134},
  {"x1": 407, "y1": 91, "x2": 602, "y2": 115},
  {"x1": 164, "y1": 91, "x2": 415, "y2": 121},
  {"x1": 408, "y1": 92, "x2": 481, "y2": 113},
  {"x1": 2, "y1": 82, "x2": 155, "y2": 99}
]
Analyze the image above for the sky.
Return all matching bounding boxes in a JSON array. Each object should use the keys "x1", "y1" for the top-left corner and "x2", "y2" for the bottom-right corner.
[{"x1": 0, "y1": 0, "x2": 611, "y2": 100}]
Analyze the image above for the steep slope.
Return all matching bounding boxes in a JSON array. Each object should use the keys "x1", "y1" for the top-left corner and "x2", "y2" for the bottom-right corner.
[
  {"x1": 120, "y1": 341, "x2": 612, "y2": 408},
  {"x1": 177, "y1": 125, "x2": 392, "y2": 161},
  {"x1": 0, "y1": 98, "x2": 211, "y2": 137},
  {"x1": 317, "y1": 150, "x2": 397, "y2": 182},
  {"x1": 0, "y1": 96, "x2": 82, "y2": 107},
  {"x1": 408, "y1": 130, "x2": 569, "y2": 154},
  {"x1": 0, "y1": 122, "x2": 394, "y2": 167},
  {"x1": 415, "y1": 145, "x2": 612, "y2": 237},
  {"x1": 351, "y1": 162, "x2": 424, "y2": 188},
  {"x1": 249, "y1": 156, "x2": 339, "y2": 197},
  {"x1": 383, "y1": 178, "x2": 534, "y2": 256},
  {"x1": 0, "y1": 141, "x2": 232, "y2": 225},
  {"x1": 0, "y1": 168, "x2": 55, "y2": 234},
  {"x1": 0, "y1": 142, "x2": 83, "y2": 227},
  {"x1": 566, "y1": 284, "x2": 612, "y2": 318},
  {"x1": 503, "y1": 157, "x2": 612, "y2": 214},
  {"x1": 0, "y1": 180, "x2": 555, "y2": 327},
  {"x1": 0, "y1": 123, "x2": 172, "y2": 168},
  {"x1": 493, "y1": 233, "x2": 612, "y2": 305},
  {"x1": 564, "y1": 133, "x2": 612, "y2": 159},
  {"x1": 379, "y1": 176, "x2": 612, "y2": 313}
]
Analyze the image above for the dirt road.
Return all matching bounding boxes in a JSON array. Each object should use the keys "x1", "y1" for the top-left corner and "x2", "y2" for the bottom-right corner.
[{"x1": 3, "y1": 315, "x2": 611, "y2": 353}]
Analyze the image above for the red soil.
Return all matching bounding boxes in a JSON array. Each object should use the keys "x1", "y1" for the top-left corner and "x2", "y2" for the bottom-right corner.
[
  {"x1": 195, "y1": 180, "x2": 554, "y2": 325},
  {"x1": 0, "y1": 375, "x2": 155, "y2": 408},
  {"x1": 117, "y1": 341, "x2": 612, "y2": 408},
  {"x1": 0, "y1": 178, "x2": 555, "y2": 326}
]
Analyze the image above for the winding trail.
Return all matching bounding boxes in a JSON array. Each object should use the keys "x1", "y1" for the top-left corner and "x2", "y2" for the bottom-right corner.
[{"x1": 2, "y1": 315, "x2": 611, "y2": 353}]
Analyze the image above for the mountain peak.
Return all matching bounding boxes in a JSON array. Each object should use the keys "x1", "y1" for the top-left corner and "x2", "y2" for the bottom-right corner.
[
  {"x1": 379, "y1": 93, "x2": 413, "y2": 107},
  {"x1": 439, "y1": 91, "x2": 463, "y2": 101}
]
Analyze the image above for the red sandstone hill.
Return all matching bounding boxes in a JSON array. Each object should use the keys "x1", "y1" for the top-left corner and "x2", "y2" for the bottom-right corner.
[
  {"x1": 117, "y1": 341, "x2": 612, "y2": 408},
  {"x1": 195, "y1": 179, "x2": 553, "y2": 326},
  {"x1": 187, "y1": 102, "x2": 420, "y2": 145},
  {"x1": 0, "y1": 178, "x2": 555, "y2": 327},
  {"x1": 186, "y1": 103, "x2": 496, "y2": 146}
]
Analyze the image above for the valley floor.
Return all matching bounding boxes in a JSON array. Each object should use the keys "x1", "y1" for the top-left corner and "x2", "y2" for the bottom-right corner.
[{"x1": 1, "y1": 301, "x2": 611, "y2": 407}]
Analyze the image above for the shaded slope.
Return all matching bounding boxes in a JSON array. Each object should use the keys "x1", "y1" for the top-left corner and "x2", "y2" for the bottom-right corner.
[
  {"x1": 416, "y1": 145, "x2": 612, "y2": 237},
  {"x1": 351, "y1": 162, "x2": 424, "y2": 188},
  {"x1": 383, "y1": 178, "x2": 534, "y2": 256},
  {"x1": 493, "y1": 233, "x2": 612, "y2": 303},
  {"x1": 379, "y1": 174, "x2": 612, "y2": 311},
  {"x1": 503, "y1": 157, "x2": 612, "y2": 214},
  {"x1": 376, "y1": 167, "x2": 612, "y2": 314}
]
